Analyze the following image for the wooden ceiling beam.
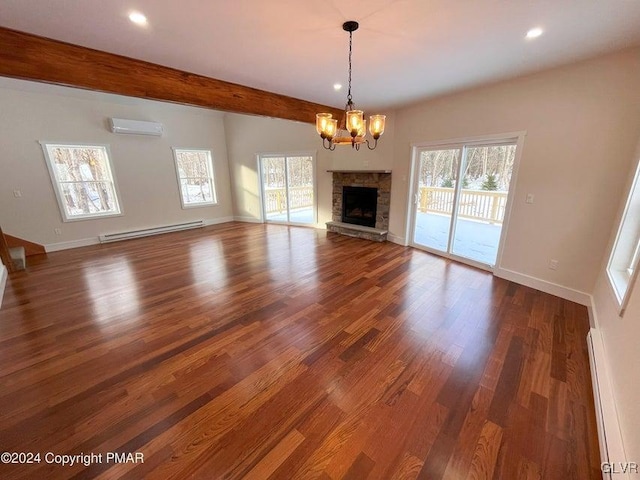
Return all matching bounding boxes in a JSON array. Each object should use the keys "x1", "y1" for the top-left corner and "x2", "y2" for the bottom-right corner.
[{"x1": 0, "y1": 27, "x2": 344, "y2": 124}]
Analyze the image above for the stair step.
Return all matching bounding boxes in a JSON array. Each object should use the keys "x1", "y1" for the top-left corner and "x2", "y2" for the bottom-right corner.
[{"x1": 9, "y1": 246, "x2": 26, "y2": 271}]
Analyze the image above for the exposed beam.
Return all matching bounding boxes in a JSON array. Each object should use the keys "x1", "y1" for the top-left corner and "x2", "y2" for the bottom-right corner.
[{"x1": 0, "y1": 27, "x2": 343, "y2": 124}]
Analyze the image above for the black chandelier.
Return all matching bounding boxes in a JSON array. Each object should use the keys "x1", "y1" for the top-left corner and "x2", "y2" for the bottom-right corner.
[{"x1": 316, "y1": 21, "x2": 386, "y2": 151}]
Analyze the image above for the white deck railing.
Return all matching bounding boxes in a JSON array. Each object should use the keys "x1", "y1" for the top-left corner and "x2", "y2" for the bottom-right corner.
[
  {"x1": 419, "y1": 186, "x2": 508, "y2": 224},
  {"x1": 264, "y1": 186, "x2": 506, "y2": 223},
  {"x1": 264, "y1": 186, "x2": 314, "y2": 213}
]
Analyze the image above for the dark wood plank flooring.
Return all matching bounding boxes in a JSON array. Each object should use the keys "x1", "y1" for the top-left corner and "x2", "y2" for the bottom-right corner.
[{"x1": 0, "y1": 222, "x2": 601, "y2": 479}]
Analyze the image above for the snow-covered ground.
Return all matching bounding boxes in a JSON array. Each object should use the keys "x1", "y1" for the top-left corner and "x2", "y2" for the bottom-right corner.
[
  {"x1": 266, "y1": 207, "x2": 314, "y2": 224},
  {"x1": 413, "y1": 212, "x2": 501, "y2": 266},
  {"x1": 266, "y1": 209, "x2": 501, "y2": 266}
]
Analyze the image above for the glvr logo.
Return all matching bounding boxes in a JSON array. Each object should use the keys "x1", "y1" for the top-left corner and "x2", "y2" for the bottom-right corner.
[{"x1": 601, "y1": 462, "x2": 639, "y2": 474}]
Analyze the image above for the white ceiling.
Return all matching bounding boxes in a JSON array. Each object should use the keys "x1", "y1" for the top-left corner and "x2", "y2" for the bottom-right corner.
[{"x1": 1, "y1": 0, "x2": 640, "y2": 111}]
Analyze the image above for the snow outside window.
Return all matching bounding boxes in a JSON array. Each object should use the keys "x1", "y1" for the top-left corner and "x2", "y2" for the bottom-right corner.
[
  {"x1": 41, "y1": 143, "x2": 121, "y2": 221},
  {"x1": 173, "y1": 149, "x2": 217, "y2": 208}
]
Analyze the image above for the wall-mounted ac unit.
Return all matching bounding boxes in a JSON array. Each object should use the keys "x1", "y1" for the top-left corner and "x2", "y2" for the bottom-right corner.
[{"x1": 109, "y1": 118, "x2": 163, "y2": 136}]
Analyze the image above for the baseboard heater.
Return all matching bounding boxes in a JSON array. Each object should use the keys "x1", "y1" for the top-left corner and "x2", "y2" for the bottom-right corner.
[
  {"x1": 587, "y1": 329, "x2": 629, "y2": 480},
  {"x1": 99, "y1": 221, "x2": 204, "y2": 243}
]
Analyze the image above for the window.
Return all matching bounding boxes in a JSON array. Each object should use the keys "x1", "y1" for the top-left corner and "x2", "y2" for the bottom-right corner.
[
  {"x1": 607, "y1": 158, "x2": 640, "y2": 313},
  {"x1": 629, "y1": 239, "x2": 640, "y2": 276},
  {"x1": 173, "y1": 149, "x2": 217, "y2": 208},
  {"x1": 41, "y1": 143, "x2": 121, "y2": 221}
]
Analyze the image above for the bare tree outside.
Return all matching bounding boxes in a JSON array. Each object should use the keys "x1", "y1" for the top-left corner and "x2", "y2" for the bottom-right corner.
[
  {"x1": 419, "y1": 145, "x2": 515, "y2": 191},
  {"x1": 175, "y1": 150, "x2": 216, "y2": 206},
  {"x1": 47, "y1": 145, "x2": 119, "y2": 218}
]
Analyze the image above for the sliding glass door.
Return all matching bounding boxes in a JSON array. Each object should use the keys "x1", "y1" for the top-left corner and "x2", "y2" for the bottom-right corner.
[
  {"x1": 259, "y1": 154, "x2": 316, "y2": 225},
  {"x1": 409, "y1": 138, "x2": 518, "y2": 269},
  {"x1": 412, "y1": 148, "x2": 461, "y2": 253}
]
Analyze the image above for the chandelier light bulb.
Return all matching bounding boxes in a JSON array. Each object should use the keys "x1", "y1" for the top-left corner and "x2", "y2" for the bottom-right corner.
[
  {"x1": 325, "y1": 119, "x2": 338, "y2": 139},
  {"x1": 369, "y1": 115, "x2": 386, "y2": 138},
  {"x1": 346, "y1": 110, "x2": 364, "y2": 136},
  {"x1": 316, "y1": 113, "x2": 332, "y2": 136}
]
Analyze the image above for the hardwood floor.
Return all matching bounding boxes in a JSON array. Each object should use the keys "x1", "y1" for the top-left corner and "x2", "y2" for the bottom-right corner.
[{"x1": 0, "y1": 222, "x2": 601, "y2": 479}]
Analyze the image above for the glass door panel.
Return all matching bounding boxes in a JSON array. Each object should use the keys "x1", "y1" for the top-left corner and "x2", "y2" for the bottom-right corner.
[
  {"x1": 261, "y1": 157, "x2": 288, "y2": 222},
  {"x1": 412, "y1": 148, "x2": 461, "y2": 252},
  {"x1": 451, "y1": 144, "x2": 516, "y2": 265},
  {"x1": 286, "y1": 156, "x2": 314, "y2": 225},
  {"x1": 409, "y1": 139, "x2": 519, "y2": 270},
  {"x1": 260, "y1": 154, "x2": 316, "y2": 225}
]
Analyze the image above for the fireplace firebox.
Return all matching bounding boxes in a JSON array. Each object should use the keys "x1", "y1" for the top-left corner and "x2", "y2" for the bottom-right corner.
[{"x1": 342, "y1": 186, "x2": 378, "y2": 228}]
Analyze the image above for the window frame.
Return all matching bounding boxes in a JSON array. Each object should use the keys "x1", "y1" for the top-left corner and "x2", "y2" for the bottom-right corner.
[
  {"x1": 172, "y1": 148, "x2": 218, "y2": 209},
  {"x1": 40, "y1": 142, "x2": 123, "y2": 222},
  {"x1": 606, "y1": 158, "x2": 640, "y2": 316}
]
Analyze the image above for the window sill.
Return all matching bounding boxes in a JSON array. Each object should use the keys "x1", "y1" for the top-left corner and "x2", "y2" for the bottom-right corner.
[
  {"x1": 180, "y1": 202, "x2": 219, "y2": 210},
  {"x1": 61, "y1": 211, "x2": 123, "y2": 222}
]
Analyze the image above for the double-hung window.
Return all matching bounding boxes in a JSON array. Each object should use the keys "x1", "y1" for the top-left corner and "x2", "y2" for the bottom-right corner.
[
  {"x1": 172, "y1": 148, "x2": 217, "y2": 208},
  {"x1": 607, "y1": 158, "x2": 640, "y2": 314},
  {"x1": 41, "y1": 143, "x2": 121, "y2": 221}
]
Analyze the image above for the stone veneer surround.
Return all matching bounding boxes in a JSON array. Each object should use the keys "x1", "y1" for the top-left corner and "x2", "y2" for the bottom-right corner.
[{"x1": 330, "y1": 171, "x2": 391, "y2": 230}]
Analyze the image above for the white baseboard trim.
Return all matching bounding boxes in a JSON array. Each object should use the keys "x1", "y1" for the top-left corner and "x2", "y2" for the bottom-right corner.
[
  {"x1": 588, "y1": 328, "x2": 629, "y2": 480},
  {"x1": 387, "y1": 234, "x2": 407, "y2": 246},
  {"x1": 45, "y1": 217, "x2": 235, "y2": 252},
  {"x1": 233, "y1": 216, "x2": 263, "y2": 224},
  {"x1": 0, "y1": 264, "x2": 7, "y2": 309},
  {"x1": 493, "y1": 267, "x2": 591, "y2": 305},
  {"x1": 45, "y1": 237, "x2": 100, "y2": 252},
  {"x1": 204, "y1": 217, "x2": 234, "y2": 226}
]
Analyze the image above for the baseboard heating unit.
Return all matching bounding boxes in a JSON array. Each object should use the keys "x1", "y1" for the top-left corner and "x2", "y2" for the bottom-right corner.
[
  {"x1": 587, "y1": 328, "x2": 629, "y2": 480},
  {"x1": 99, "y1": 221, "x2": 205, "y2": 243}
]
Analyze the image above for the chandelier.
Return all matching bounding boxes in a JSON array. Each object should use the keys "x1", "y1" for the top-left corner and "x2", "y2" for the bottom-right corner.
[{"x1": 316, "y1": 21, "x2": 386, "y2": 151}]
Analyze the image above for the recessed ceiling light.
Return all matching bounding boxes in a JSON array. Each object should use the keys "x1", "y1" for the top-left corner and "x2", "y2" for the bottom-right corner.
[
  {"x1": 526, "y1": 27, "x2": 543, "y2": 39},
  {"x1": 333, "y1": 83, "x2": 342, "y2": 91},
  {"x1": 129, "y1": 11, "x2": 148, "y2": 26}
]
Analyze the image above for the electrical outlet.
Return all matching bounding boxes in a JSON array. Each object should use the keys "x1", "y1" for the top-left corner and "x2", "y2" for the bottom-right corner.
[
  {"x1": 54, "y1": 228, "x2": 62, "y2": 235},
  {"x1": 13, "y1": 190, "x2": 22, "y2": 198},
  {"x1": 526, "y1": 193, "x2": 534, "y2": 204},
  {"x1": 549, "y1": 259, "x2": 559, "y2": 270}
]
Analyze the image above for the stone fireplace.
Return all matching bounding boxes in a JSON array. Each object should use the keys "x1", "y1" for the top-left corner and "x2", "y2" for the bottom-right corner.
[{"x1": 326, "y1": 170, "x2": 391, "y2": 241}]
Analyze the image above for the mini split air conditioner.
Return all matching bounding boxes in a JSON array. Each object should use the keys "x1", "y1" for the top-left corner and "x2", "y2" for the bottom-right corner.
[{"x1": 109, "y1": 118, "x2": 163, "y2": 136}]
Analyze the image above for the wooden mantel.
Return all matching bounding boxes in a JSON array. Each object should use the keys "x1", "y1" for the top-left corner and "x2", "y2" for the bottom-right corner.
[{"x1": 0, "y1": 27, "x2": 343, "y2": 124}]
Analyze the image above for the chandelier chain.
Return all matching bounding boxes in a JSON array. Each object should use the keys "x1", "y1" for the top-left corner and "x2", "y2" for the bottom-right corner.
[{"x1": 347, "y1": 30, "x2": 353, "y2": 105}]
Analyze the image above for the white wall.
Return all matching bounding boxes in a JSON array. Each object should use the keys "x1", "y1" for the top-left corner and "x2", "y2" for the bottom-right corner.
[
  {"x1": 223, "y1": 112, "x2": 395, "y2": 227},
  {"x1": 391, "y1": 48, "x2": 640, "y2": 295},
  {"x1": 592, "y1": 137, "x2": 640, "y2": 464},
  {"x1": 0, "y1": 78, "x2": 233, "y2": 249}
]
